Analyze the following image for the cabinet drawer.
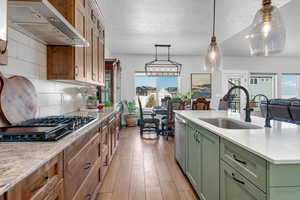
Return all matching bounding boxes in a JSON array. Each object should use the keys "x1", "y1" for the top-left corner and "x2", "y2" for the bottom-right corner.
[
  {"x1": 220, "y1": 161, "x2": 266, "y2": 200},
  {"x1": 64, "y1": 126, "x2": 98, "y2": 162},
  {"x1": 65, "y1": 134, "x2": 100, "y2": 199},
  {"x1": 73, "y1": 158, "x2": 101, "y2": 200},
  {"x1": 44, "y1": 179, "x2": 64, "y2": 200},
  {"x1": 221, "y1": 139, "x2": 267, "y2": 192},
  {"x1": 101, "y1": 125, "x2": 108, "y2": 144},
  {"x1": 7, "y1": 153, "x2": 63, "y2": 200}
]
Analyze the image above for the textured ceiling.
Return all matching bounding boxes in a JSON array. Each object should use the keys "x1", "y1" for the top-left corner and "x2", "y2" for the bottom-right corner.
[{"x1": 103, "y1": 0, "x2": 292, "y2": 56}]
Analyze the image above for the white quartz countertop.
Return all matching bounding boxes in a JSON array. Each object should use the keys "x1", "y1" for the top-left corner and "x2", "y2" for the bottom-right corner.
[
  {"x1": 175, "y1": 110, "x2": 300, "y2": 165},
  {"x1": 0, "y1": 107, "x2": 117, "y2": 196}
]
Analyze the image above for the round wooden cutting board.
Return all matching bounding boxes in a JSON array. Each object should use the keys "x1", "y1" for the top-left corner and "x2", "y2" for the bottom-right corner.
[{"x1": 0, "y1": 73, "x2": 37, "y2": 124}]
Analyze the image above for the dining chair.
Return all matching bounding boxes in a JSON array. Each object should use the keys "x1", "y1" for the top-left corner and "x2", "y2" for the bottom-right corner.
[
  {"x1": 138, "y1": 97, "x2": 160, "y2": 139},
  {"x1": 161, "y1": 98, "x2": 185, "y2": 140},
  {"x1": 192, "y1": 98, "x2": 210, "y2": 110}
]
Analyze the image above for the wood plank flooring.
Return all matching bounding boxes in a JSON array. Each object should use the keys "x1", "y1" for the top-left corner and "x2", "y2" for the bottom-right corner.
[{"x1": 99, "y1": 127, "x2": 198, "y2": 200}]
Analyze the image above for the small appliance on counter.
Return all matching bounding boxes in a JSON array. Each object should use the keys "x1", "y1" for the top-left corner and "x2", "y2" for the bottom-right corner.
[{"x1": 0, "y1": 116, "x2": 95, "y2": 142}]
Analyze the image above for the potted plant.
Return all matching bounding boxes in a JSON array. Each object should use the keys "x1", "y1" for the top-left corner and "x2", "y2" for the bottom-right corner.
[
  {"x1": 123, "y1": 100, "x2": 138, "y2": 127},
  {"x1": 104, "y1": 101, "x2": 114, "y2": 107},
  {"x1": 174, "y1": 91, "x2": 194, "y2": 105},
  {"x1": 87, "y1": 96, "x2": 99, "y2": 109}
]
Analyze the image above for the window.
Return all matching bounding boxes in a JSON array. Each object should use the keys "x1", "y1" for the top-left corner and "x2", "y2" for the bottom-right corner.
[
  {"x1": 228, "y1": 78, "x2": 241, "y2": 113},
  {"x1": 135, "y1": 72, "x2": 179, "y2": 108},
  {"x1": 249, "y1": 73, "x2": 277, "y2": 100},
  {"x1": 281, "y1": 74, "x2": 300, "y2": 99}
]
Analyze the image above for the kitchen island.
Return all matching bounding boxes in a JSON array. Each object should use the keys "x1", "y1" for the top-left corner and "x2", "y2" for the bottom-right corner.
[
  {"x1": 175, "y1": 110, "x2": 300, "y2": 200},
  {"x1": 0, "y1": 107, "x2": 121, "y2": 199}
]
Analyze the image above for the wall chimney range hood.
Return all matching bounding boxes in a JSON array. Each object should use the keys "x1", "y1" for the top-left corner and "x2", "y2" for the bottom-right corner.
[{"x1": 7, "y1": 0, "x2": 89, "y2": 46}]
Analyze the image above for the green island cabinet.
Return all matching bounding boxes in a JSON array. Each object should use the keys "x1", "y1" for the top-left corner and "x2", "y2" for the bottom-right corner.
[
  {"x1": 186, "y1": 121, "x2": 220, "y2": 200},
  {"x1": 180, "y1": 118, "x2": 300, "y2": 200}
]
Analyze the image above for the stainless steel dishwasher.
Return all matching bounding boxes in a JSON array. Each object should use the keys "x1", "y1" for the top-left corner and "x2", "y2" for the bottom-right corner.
[{"x1": 175, "y1": 115, "x2": 187, "y2": 171}]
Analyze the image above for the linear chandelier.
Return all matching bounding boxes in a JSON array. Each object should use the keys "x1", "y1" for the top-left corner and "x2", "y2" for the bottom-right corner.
[{"x1": 145, "y1": 44, "x2": 182, "y2": 76}]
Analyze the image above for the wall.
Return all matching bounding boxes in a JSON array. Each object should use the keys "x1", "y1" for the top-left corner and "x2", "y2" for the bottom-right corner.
[
  {"x1": 0, "y1": 28, "x2": 91, "y2": 117},
  {"x1": 112, "y1": 53, "x2": 300, "y2": 108},
  {"x1": 113, "y1": 54, "x2": 206, "y2": 99}
]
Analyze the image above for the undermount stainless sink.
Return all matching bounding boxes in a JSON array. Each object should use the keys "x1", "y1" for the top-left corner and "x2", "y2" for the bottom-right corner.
[{"x1": 199, "y1": 118, "x2": 262, "y2": 129}]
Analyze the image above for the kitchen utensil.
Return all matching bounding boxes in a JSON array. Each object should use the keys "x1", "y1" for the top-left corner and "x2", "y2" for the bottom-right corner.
[{"x1": 0, "y1": 72, "x2": 38, "y2": 124}]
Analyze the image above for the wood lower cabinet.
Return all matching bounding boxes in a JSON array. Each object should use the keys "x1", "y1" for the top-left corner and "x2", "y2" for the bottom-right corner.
[
  {"x1": 2, "y1": 112, "x2": 121, "y2": 200},
  {"x1": 100, "y1": 121, "x2": 109, "y2": 180},
  {"x1": 47, "y1": 0, "x2": 105, "y2": 86},
  {"x1": 108, "y1": 115, "x2": 119, "y2": 163},
  {"x1": 72, "y1": 158, "x2": 101, "y2": 200},
  {"x1": 7, "y1": 153, "x2": 63, "y2": 200},
  {"x1": 64, "y1": 133, "x2": 100, "y2": 199}
]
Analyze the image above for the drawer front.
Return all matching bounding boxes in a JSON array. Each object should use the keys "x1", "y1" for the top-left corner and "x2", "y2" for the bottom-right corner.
[
  {"x1": 220, "y1": 161, "x2": 266, "y2": 200},
  {"x1": 44, "y1": 179, "x2": 64, "y2": 200},
  {"x1": 73, "y1": 158, "x2": 101, "y2": 200},
  {"x1": 101, "y1": 125, "x2": 108, "y2": 145},
  {"x1": 221, "y1": 139, "x2": 267, "y2": 192},
  {"x1": 64, "y1": 126, "x2": 99, "y2": 162},
  {"x1": 8, "y1": 153, "x2": 63, "y2": 200},
  {"x1": 65, "y1": 134, "x2": 100, "y2": 199}
]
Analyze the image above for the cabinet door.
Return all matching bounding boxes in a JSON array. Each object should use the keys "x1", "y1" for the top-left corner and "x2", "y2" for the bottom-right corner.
[
  {"x1": 85, "y1": 18, "x2": 93, "y2": 82},
  {"x1": 92, "y1": 27, "x2": 99, "y2": 82},
  {"x1": 0, "y1": 194, "x2": 4, "y2": 200},
  {"x1": 74, "y1": 0, "x2": 86, "y2": 81},
  {"x1": 186, "y1": 125, "x2": 201, "y2": 195},
  {"x1": 200, "y1": 128, "x2": 220, "y2": 200},
  {"x1": 220, "y1": 161, "x2": 266, "y2": 200},
  {"x1": 98, "y1": 29, "x2": 105, "y2": 85}
]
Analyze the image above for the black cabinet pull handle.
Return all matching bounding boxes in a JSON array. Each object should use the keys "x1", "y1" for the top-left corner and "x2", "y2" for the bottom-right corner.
[
  {"x1": 233, "y1": 154, "x2": 247, "y2": 165},
  {"x1": 85, "y1": 193, "x2": 92, "y2": 200},
  {"x1": 83, "y1": 162, "x2": 92, "y2": 170},
  {"x1": 232, "y1": 173, "x2": 245, "y2": 185}
]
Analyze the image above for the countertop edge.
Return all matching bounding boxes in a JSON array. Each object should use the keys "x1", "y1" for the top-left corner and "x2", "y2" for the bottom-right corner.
[
  {"x1": 174, "y1": 111, "x2": 300, "y2": 165},
  {"x1": 0, "y1": 109, "x2": 118, "y2": 196}
]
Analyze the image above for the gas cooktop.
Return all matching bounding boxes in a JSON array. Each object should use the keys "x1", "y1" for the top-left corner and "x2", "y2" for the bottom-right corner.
[{"x1": 0, "y1": 116, "x2": 95, "y2": 142}]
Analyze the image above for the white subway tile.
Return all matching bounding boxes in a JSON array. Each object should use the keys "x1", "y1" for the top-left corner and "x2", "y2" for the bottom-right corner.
[
  {"x1": 7, "y1": 39, "x2": 17, "y2": 58},
  {"x1": 38, "y1": 93, "x2": 62, "y2": 107},
  {"x1": 6, "y1": 28, "x2": 84, "y2": 117}
]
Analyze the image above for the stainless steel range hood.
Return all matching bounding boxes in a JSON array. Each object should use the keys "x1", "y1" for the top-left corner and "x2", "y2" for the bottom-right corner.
[{"x1": 7, "y1": 0, "x2": 89, "y2": 46}]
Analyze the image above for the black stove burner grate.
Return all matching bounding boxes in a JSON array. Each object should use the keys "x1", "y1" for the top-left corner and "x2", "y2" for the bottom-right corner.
[{"x1": 0, "y1": 116, "x2": 95, "y2": 142}]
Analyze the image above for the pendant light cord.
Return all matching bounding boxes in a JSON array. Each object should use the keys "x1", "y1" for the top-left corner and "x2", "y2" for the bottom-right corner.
[{"x1": 212, "y1": 0, "x2": 216, "y2": 37}]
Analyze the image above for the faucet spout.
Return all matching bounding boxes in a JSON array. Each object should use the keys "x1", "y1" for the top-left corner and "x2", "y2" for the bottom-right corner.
[
  {"x1": 224, "y1": 86, "x2": 253, "y2": 122},
  {"x1": 251, "y1": 94, "x2": 272, "y2": 128}
]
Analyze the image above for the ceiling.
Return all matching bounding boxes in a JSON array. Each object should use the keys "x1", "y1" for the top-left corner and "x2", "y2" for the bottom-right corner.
[{"x1": 103, "y1": 0, "x2": 293, "y2": 56}]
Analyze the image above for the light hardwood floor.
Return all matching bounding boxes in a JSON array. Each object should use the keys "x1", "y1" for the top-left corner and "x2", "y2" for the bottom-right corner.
[{"x1": 99, "y1": 127, "x2": 198, "y2": 200}]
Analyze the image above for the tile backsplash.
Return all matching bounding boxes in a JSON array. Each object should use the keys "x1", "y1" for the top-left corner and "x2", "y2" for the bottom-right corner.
[{"x1": 0, "y1": 28, "x2": 95, "y2": 117}]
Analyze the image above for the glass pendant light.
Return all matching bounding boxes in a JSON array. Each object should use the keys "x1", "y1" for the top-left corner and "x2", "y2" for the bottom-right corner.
[
  {"x1": 204, "y1": 0, "x2": 223, "y2": 72},
  {"x1": 248, "y1": 0, "x2": 286, "y2": 56}
]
